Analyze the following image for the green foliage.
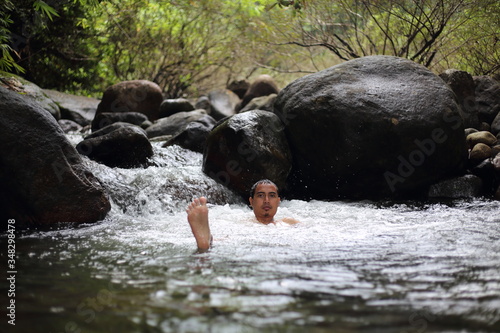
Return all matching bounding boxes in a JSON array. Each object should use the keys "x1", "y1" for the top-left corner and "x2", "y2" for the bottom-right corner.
[
  {"x1": 268, "y1": 0, "x2": 499, "y2": 76},
  {"x1": 33, "y1": 0, "x2": 59, "y2": 20},
  {"x1": 448, "y1": 1, "x2": 500, "y2": 75},
  {"x1": 90, "y1": 0, "x2": 275, "y2": 97},
  {"x1": 0, "y1": 0, "x2": 497, "y2": 96},
  {"x1": 0, "y1": 0, "x2": 24, "y2": 73},
  {"x1": 2, "y1": 0, "x2": 103, "y2": 93}
]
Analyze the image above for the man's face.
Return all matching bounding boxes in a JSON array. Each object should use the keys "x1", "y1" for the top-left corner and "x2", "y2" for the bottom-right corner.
[{"x1": 249, "y1": 183, "x2": 280, "y2": 222}]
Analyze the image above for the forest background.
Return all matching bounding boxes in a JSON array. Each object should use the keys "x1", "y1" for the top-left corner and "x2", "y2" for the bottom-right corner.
[{"x1": 1, "y1": 0, "x2": 499, "y2": 98}]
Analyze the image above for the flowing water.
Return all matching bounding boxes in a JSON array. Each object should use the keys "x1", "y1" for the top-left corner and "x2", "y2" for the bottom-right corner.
[{"x1": 2, "y1": 137, "x2": 500, "y2": 333}]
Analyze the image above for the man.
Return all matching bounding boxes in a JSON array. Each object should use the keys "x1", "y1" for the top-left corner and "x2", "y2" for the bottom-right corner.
[{"x1": 186, "y1": 179, "x2": 299, "y2": 252}]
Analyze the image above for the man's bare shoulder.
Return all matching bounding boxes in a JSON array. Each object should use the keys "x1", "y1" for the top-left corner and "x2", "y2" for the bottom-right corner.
[{"x1": 281, "y1": 217, "x2": 300, "y2": 225}]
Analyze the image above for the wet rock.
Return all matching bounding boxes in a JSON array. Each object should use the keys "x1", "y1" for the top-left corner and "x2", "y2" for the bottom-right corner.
[
  {"x1": 0, "y1": 86, "x2": 110, "y2": 228},
  {"x1": 146, "y1": 109, "x2": 208, "y2": 139},
  {"x1": 274, "y1": 55, "x2": 467, "y2": 200},
  {"x1": 163, "y1": 115, "x2": 216, "y2": 153},
  {"x1": 466, "y1": 131, "x2": 497, "y2": 148},
  {"x1": 77, "y1": 124, "x2": 153, "y2": 168},
  {"x1": 195, "y1": 96, "x2": 211, "y2": 111},
  {"x1": 439, "y1": 69, "x2": 480, "y2": 129},
  {"x1": 43, "y1": 89, "x2": 99, "y2": 126},
  {"x1": 239, "y1": 94, "x2": 277, "y2": 113},
  {"x1": 238, "y1": 75, "x2": 279, "y2": 111},
  {"x1": 428, "y1": 174, "x2": 483, "y2": 199},
  {"x1": 203, "y1": 110, "x2": 292, "y2": 198},
  {"x1": 95, "y1": 80, "x2": 163, "y2": 121},
  {"x1": 91, "y1": 112, "x2": 150, "y2": 132},
  {"x1": 473, "y1": 76, "x2": 500, "y2": 124},
  {"x1": 470, "y1": 158, "x2": 498, "y2": 195},
  {"x1": 492, "y1": 154, "x2": 500, "y2": 172},
  {"x1": 149, "y1": 135, "x2": 173, "y2": 142},
  {"x1": 58, "y1": 119, "x2": 83, "y2": 133},
  {"x1": 491, "y1": 110, "x2": 500, "y2": 135},
  {"x1": 0, "y1": 74, "x2": 60, "y2": 119},
  {"x1": 207, "y1": 89, "x2": 239, "y2": 120},
  {"x1": 492, "y1": 146, "x2": 500, "y2": 157},
  {"x1": 479, "y1": 122, "x2": 491, "y2": 132},
  {"x1": 227, "y1": 79, "x2": 250, "y2": 99},
  {"x1": 85, "y1": 122, "x2": 147, "y2": 139},
  {"x1": 159, "y1": 98, "x2": 195, "y2": 118}
]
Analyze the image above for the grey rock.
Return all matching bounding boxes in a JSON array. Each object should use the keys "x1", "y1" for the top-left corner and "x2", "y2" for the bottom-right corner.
[
  {"x1": 274, "y1": 55, "x2": 467, "y2": 199},
  {"x1": 146, "y1": 109, "x2": 208, "y2": 138},
  {"x1": 203, "y1": 110, "x2": 291, "y2": 198},
  {"x1": 428, "y1": 174, "x2": 483, "y2": 199},
  {"x1": 77, "y1": 124, "x2": 153, "y2": 168},
  {"x1": 44, "y1": 89, "x2": 99, "y2": 126},
  {"x1": 0, "y1": 86, "x2": 110, "y2": 228}
]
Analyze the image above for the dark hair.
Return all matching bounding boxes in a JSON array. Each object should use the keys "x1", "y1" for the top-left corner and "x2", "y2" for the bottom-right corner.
[{"x1": 250, "y1": 179, "x2": 279, "y2": 198}]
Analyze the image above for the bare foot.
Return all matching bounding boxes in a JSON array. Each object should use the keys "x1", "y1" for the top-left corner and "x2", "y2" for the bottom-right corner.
[{"x1": 186, "y1": 197, "x2": 212, "y2": 252}]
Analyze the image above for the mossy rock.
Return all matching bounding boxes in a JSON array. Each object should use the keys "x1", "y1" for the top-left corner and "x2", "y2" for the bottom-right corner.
[{"x1": 0, "y1": 71, "x2": 60, "y2": 120}]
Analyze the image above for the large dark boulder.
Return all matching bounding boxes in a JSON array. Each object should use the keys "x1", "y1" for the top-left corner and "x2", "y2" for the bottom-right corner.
[
  {"x1": 203, "y1": 110, "x2": 292, "y2": 198},
  {"x1": 274, "y1": 55, "x2": 467, "y2": 200},
  {"x1": 0, "y1": 86, "x2": 110, "y2": 229},
  {"x1": 77, "y1": 123, "x2": 153, "y2": 168},
  {"x1": 95, "y1": 80, "x2": 163, "y2": 121}
]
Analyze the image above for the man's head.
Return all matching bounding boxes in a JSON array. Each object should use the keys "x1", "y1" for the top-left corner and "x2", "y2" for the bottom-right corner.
[{"x1": 249, "y1": 179, "x2": 280, "y2": 224}]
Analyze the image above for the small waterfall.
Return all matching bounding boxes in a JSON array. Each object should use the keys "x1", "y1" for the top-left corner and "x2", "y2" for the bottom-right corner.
[{"x1": 67, "y1": 133, "x2": 243, "y2": 218}]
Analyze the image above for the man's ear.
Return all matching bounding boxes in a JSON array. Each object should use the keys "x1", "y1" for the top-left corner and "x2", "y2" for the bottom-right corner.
[{"x1": 249, "y1": 197, "x2": 253, "y2": 207}]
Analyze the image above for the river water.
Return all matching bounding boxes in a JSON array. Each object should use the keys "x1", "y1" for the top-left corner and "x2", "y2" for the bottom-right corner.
[{"x1": 2, "y1": 137, "x2": 500, "y2": 333}]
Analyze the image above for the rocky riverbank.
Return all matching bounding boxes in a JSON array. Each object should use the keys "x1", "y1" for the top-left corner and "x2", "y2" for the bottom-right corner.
[{"x1": 1, "y1": 55, "x2": 499, "y2": 228}]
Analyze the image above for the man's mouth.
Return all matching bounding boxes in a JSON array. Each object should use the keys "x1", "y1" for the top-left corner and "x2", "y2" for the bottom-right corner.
[{"x1": 263, "y1": 206, "x2": 271, "y2": 210}]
